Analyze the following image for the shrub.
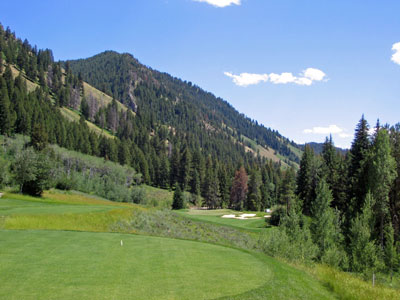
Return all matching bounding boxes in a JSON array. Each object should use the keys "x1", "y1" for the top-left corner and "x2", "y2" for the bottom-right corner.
[
  {"x1": 130, "y1": 187, "x2": 145, "y2": 204},
  {"x1": 268, "y1": 205, "x2": 286, "y2": 226}
]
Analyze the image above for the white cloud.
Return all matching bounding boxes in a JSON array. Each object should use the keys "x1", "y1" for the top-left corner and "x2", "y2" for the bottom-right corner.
[
  {"x1": 392, "y1": 42, "x2": 400, "y2": 65},
  {"x1": 194, "y1": 0, "x2": 240, "y2": 7},
  {"x1": 338, "y1": 133, "x2": 352, "y2": 138},
  {"x1": 224, "y1": 72, "x2": 269, "y2": 87},
  {"x1": 303, "y1": 125, "x2": 343, "y2": 135},
  {"x1": 302, "y1": 68, "x2": 326, "y2": 81},
  {"x1": 224, "y1": 68, "x2": 326, "y2": 87},
  {"x1": 269, "y1": 72, "x2": 297, "y2": 84}
]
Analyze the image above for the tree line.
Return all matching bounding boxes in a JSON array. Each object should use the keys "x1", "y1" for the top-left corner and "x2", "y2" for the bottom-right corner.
[{"x1": 264, "y1": 117, "x2": 400, "y2": 279}]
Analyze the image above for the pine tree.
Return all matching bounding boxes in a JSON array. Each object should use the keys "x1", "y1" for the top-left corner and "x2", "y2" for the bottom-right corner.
[
  {"x1": 321, "y1": 136, "x2": 346, "y2": 211},
  {"x1": 80, "y1": 96, "x2": 90, "y2": 120},
  {"x1": 348, "y1": 115, "x2": 371, "y2": 218},
  {"x1": 204, "y1": 169, "x2": 221, "y2": 209},
  {"x1": 246, "y1": 169, "x2": 262, "y2": 211},
  {"x1": 297, "y1": 145, "x2": 319, "y2": 215},
  {"x1": 0, "y1": 77, "x2": 13, "y2": 136},
  {"x1": 30, "y1": 123, "x2": 48, "y2": 151},
  {"x1": 368, "y1": 129, "x2": 396, "y2": 247},
  {"x1": 279, "y1": 167, "x2": 297, "y2": 214},
  {"x1": 230, "y1": 166, "x2": 248, "y2": 210},
  {"x1": 179, "y1": 145, "x2": 191, "y2": 190},
  {"x1": 172, "y1": 185, "x2": 184, "y2": 209}
]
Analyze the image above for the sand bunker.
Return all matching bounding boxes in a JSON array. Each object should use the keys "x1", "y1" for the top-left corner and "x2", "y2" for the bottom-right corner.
[{"x1": 221, "y1": 213, "x2": 265, "y2": 220}]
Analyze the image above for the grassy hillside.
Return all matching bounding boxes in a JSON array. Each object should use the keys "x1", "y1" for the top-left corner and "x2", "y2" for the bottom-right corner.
[
  {"x1": 83, "y1": 81, "x2": 128, "y2": 112},
  {"x1": 59, "y1": 107, "x2": 115, "y2": 139}
]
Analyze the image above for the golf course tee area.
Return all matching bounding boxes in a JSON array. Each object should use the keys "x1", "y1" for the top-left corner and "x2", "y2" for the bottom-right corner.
[{"x1": 0, "y1": 190, "x2": 371, "y2": 299}]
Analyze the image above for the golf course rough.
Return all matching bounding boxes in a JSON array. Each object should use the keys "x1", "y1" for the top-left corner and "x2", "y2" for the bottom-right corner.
[{"x1": 0, "y1": 230, "x2": 270, "y2": 300}]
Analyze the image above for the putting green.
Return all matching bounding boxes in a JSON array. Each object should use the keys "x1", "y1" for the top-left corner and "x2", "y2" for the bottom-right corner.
[{"x1": 0, "y1": 230, "x2": 270, "y2": 299}]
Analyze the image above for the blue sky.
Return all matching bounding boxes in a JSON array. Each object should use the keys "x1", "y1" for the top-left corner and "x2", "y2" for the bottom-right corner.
[{"x1": 1, "y1": 0, "x2": 400, "y2": 148}]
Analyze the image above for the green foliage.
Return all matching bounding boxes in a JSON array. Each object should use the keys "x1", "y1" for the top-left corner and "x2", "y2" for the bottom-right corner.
[
  {"x1": 260, "y1": 210, "x2": 318, "y2": 263},
  {"x1": 10, "y1": 147, "x2": 52, "y2": 196},
  {"x1": 349, "y1": 192, "x2": 381, "y2": 276},
  {"x1": 310, "y1": 180, "x2": 347, "y2": 268},
  {"x1": 172, "y1": 185, "x2": 184, "y2": 209},
  {"x1": 368, "y1": 128, "x2": 396, "y2": 247},
  {"x1": 297, "y1": 145, "x2": 320, "y2": 215},
  {"x1": 268, "y1": 205, "x2": 286, "y2": 226},
  {"x1": 30, "y1": 123, "x2": 48, "y2": 151},
  {"x1": 0, "y1": 155, "x2": 9, "y2": 188},
  {"x1": 247, "y1": 169, "x2": 262, "y2": 211}
]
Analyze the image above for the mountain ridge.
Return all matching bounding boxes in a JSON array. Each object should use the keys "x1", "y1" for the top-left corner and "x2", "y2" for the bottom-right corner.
[{"x1": 65, "y1": 50, "x2": 302, "y2": 165}]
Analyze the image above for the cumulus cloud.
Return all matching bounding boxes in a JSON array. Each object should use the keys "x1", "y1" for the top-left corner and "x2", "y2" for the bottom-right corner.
[
  {"x1": 338, "y1": 133, "x2": 352, "y2": 138},
  {"x1": 224, "y1": 72, "x2": 269, "y2": 87},
  {"x1": 194, "y1": 0, "x2": 240, "y2": 7},
  {"x1": 225, "y1": 68, "x2": 326, "y2": 87},
  {"x1": 303, "y1": 125, "x2": 343, "y2": 135},
  {"x1": 392, "y1": 42, "x2": 400, "y2": 65}
]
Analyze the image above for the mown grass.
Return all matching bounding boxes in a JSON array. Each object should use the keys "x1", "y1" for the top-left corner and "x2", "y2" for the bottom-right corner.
[
  {"x1": 0, "y1": 230, "x2": 269, "y2": 300},
  {"x1": 1, "y1": 190, "x2": 399, "y2": 299}
]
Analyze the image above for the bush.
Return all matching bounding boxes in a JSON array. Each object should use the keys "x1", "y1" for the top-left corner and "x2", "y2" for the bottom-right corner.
[
  {"x1": 268, "y1": 205, "x2": 286, "y2": 226},
  {"x1": 11, "y1": 148, "x2": 52, "y2": 196},
  {"x1": 130, "y1": 187, "x2": 145, "y2": 204},
  {"x1": 55, "y1": 175, "x2": 76, "y2": 190}
]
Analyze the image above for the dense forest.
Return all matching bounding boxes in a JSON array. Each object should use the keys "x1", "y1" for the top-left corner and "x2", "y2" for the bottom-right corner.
[
  {"x1": 261, "y1": 119, "x2": 400, "y2": 280},
  {"x1": 0, "y1": 23, "x2": 290, "y2": 211}
]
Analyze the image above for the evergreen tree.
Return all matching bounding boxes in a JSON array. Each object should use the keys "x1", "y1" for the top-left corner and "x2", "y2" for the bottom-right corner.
[
  {"x1": 172, "y1": 185, "x2": 184, "y2": 209},
  {"x1": 368, "y1": 129, "x2": 396, "y2": 247},
  {"x1": 348, "y1": 115, "x2": 371, "y2": 219},
  {"x1": 30, "y1": 123, "x2": 48, "y2": 151},
  {"x1": 179, "y1": 145, "x2": 191, "y2": 190},
  {"x1": 297, "y1": 145, "x2": 319, "y2": 215},
  {"x1": 279, "y1": 167, "x2": 297, "y2": 214},
  {"x1": 247, "y1": 169, "x2": 262, "y2": 211},
  {"x1": 0, "y1": 77, "x2": 13, "y2": 136},
  {"x1": 80, "y1": 96, "x2": 90, "y2": 119},
  {"x1": 321, "y1": 136, "x2": 347, "y2": 211},
  {"x1": 230, "y1": 166, "x2": 248, "y2": 210}
]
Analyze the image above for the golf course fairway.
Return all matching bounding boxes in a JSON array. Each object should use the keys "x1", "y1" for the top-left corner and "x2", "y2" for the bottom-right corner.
[{"x1": 0, "y1": 230, "x2": 269, "y2": 300}]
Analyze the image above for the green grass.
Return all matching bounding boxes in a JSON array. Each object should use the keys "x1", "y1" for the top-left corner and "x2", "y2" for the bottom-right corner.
[
  {"x1": 1, "y1": 190, "x2": 398, "y2": 299},
  {"x1": 59, "y1": 107, "x2": 115, "y2": 139},
  {"x1": 176, "y1": 208, "x2": 269, "y2": 232},
  {"x1": 0, "y1": 230, "x2": 270, "y2": 300},
  {"x1": 83, "y1": 82, "x2": 128, "y2": 112},
  {"x1": 140, "y1": 184, "x2": 173, "y2": 208}
]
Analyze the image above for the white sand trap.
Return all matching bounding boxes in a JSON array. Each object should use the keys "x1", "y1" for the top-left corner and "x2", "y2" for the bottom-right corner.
[
  {"x1": 221, "y1": 213, "x2": 260, "y2": 220},
  {"x1": 241, "y1": 214, "x2": 256, "y2": 218},
  {"x1": 264, "y1": 215, "x2": 271, "y2": 218},
  {"x1": 221, "y1": 214, "x2": 236, "y2": 218}
]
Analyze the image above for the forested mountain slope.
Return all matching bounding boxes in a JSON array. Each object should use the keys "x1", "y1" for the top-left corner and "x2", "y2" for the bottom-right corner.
[
  {"x1": 0, "y1": 23, "x2": 302, "y2": 210},
  {"x1": 65, "y1": 51, "x2": 302, "y2": 164}
]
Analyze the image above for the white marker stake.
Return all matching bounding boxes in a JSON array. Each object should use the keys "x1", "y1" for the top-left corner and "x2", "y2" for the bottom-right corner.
[{"x1": 121, "y1": 240, "x2": 123, "y2": 246}]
